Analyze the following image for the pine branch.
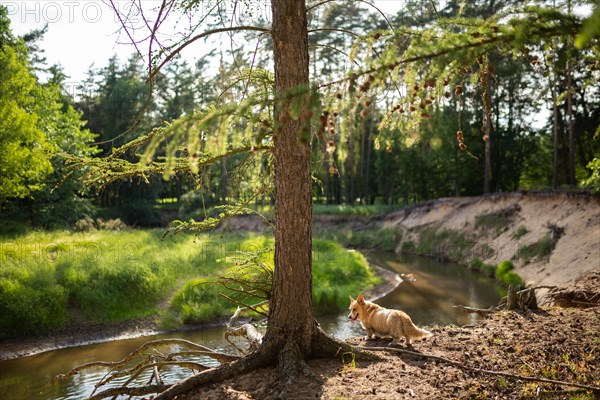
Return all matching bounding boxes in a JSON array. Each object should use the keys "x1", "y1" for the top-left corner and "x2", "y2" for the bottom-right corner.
[{"x1": 149, "y1": 26, "x2": 271, "y2": 82}]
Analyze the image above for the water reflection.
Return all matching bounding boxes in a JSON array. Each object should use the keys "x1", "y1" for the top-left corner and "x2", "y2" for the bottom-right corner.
[
  {"x1": 365, "y1": 253, "x2": 505, "y2": 326},
  {"x1": 0, "y1": 254, "x2": 505, "y2": 400}
]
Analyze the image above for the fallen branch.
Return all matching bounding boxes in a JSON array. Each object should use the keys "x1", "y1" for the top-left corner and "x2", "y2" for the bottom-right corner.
[
  {"x1": 225, "y1": 324, "x2": 263, "y2": 355},
  {"x1": 359, "y1": 346, "x2": 600, "y2": 393}
]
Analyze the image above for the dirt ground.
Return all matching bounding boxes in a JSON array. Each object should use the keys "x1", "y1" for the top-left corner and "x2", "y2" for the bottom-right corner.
[{"x1": 179, "y1": 274, "x2": 600, "y2": 400}]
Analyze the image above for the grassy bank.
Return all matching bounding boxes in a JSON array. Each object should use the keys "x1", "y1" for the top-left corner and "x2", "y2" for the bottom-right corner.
[
  {"x1": 314, "y1": 220, "x2": 527, "y2": 290},
  {"x1": 0, "y1": 230, "x2": 380, "y2": 340}
]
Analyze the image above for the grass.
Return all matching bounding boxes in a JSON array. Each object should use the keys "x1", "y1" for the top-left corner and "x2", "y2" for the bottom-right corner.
[
  {"x1": 312, "y1": 204, "x2": 400, "y2": 217},
  {"x1": 516, "y1": 233, "x2": 554, "y2": 263},
  {"x1": 0, "y1": 230, "x2": 380, "y2": 339},
  {"x1": 162, "y1": 238, "x2": 381, "y2": 326},
  {"x1": 474, "y1": 210, "x2": 513, "y2": 237},
  {"x1": 315, "y1": 226, "x2": 403, "y2": 251},
  {"x1": 413, "y1": 227, "x2": 474, "y2": 262},
  {"x1": 511, "y1": 225, "x2": 529, "y2": 240},
  {"x1": 469, "y1": 257, "x2": 495, "y2": 275}
]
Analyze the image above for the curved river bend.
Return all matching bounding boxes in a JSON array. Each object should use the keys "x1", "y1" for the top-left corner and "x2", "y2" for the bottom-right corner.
[{"x1": 0, "y1": 253, "x2": 505, "y2": 400}]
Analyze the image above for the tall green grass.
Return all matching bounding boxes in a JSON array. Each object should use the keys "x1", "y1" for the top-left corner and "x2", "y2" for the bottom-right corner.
[
  {"x1": 163, "y1": 239, "x2": 381, "y2": 326},
  {"x1": 0, "y1": 230, "x2": 380, "y2": 339}
]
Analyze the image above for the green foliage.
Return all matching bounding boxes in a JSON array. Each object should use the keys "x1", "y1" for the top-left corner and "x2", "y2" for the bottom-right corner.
[
  {"x1": 312, "y1": 204, "x2": 399, "y2": 217},
  {"x1": 475, "y1": 208, "x2": 517, "y2": 237},
  {"x1": 495, "y1": 260, "x2": 525, "y2": 289},
  {"x1": 480, "y1": 263, "x2": 497, "y2": 278},
  {"x1": 580, "y1": 158, "x2": 600, "y2": 193},
  {"x1": 469, "y1": 257, "x2": 497, "y2": 279},
  {"x1": 575, "y1": 3, "x2": 600, "y2": 48},
  {"x1": 166, "y1": 238, "x2": 381, "y2": 324},
  {"x1": 415, "y1": 227, "x2": 473, "y2": 262},
  {"x1": 0, "y1": 230, "x2": 380, "y2": 337},
  {"x1": 512, "y1": 225, "x2": 529, "y2": 240},
  {"x1": 0, "y1": 229, "x2": 202, "y2": 334},
  {"x1": 0, "y1": 273, "x2": 67, "y2": 339},
  {"x1": 312, "y1": 242, "x2": 381, "y2": 314},
  {"x1": 0, "y1": 10, "x2": 97, "y2": 227},
  {"x1": 0, "y1": 11, "x2": 52, "y2": 200},
  {"x1": 316, "y1": 227, "x2": 403, "y2": 252},
  {"x1": 516, "y1": 233, "x2": 554, "y2": 263}
]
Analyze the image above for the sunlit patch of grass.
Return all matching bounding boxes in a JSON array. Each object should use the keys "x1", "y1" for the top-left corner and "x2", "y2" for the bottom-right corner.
[{"x1": 1, "y1": 229, "x2": 381, "y2": 338}]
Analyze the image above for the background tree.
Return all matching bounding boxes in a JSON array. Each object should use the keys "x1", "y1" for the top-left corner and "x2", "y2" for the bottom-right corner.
[
  {"x1": 0, "y1": 7, "x2": 95, "y2": 229},
  {"x1": 0, "y1": 7, "x2": 52, "y2": 202}
]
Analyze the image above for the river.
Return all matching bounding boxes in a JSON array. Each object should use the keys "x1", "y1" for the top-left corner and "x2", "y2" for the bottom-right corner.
[{"x1": 0, "y1": 253, "x2": 505, "y2": 400}]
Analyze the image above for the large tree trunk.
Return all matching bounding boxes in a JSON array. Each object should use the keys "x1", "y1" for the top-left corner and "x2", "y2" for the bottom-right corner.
[{"x1": 263, "y1": 0, "x2": 315, "y2": 361}]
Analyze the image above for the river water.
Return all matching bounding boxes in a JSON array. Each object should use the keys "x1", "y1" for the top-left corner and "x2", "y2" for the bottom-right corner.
[{"x1": 0, "y1": 253, "x2": 505, "y2": 400}]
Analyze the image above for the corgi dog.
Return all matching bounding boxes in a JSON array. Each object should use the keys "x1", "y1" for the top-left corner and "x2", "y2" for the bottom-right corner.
[{"x1": 348, "y1": 293, "x2": 432, "y2": 346}]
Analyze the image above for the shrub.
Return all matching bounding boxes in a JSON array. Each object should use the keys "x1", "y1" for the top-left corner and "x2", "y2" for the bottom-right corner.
[
  {"x1": 580, "y1": 157, "x2": 600, "y2": 193},
  {"x1": 74, "y1": 216, "x2": 97, "y2": 232},
  {"x1": 495, "y1": 260, "x2": 515, "y2": 278},
  {"x1": 469, "y1": 257, "x2": 484, "y2": 271},
  {"x1": 495, "y1": 260, "x2": 525, "y2": 289},
  {"x1": 96, "y1": 218, "x2": 128, "y2": 231},
  {"x1": 0, "y1": 278, "x2": 67, "y2": 339}
]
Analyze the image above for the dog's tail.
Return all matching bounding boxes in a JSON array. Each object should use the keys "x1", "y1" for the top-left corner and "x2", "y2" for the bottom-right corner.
[{"x1": 405, "y1": 322, "x2": 433, "y2": 341}]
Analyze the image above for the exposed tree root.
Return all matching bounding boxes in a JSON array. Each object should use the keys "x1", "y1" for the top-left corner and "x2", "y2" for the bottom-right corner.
[
  {"x1": 51, "y1": 338, "x2": 237, "y2": 383},
  {"x1": 311, "y1": 325, "x2": 380, "y2": 361},
  {"x1": 88, "y1": 384, "x2": 171, "y2": 400},
  {"x1": 360, "y1": 346, "x2": 600, "y2": 394},
  {"x1": 153, "y1": 344, "x2": 275, "y2": 400}
]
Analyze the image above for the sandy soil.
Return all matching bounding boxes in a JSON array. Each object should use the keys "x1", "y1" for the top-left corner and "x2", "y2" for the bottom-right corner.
[
  {"x1": 179, "y1": 273, "x2": 600, "y2": 400},
  {"x1": 382, "y1": 192, "x2": 600, "y2": 288}
]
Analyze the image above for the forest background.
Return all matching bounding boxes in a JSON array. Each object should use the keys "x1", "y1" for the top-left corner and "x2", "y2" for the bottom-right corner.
[{"x1": 1, "y1": 0, "x2": 599, "y2": 234}]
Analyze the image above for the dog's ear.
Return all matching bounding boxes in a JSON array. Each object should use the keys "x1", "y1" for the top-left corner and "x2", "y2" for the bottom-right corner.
[
  {"x1": 357, "y1": 293, "x2": 365, "y2": 304},
  {"x1": 349, "y1": 295, "x2": 355, "y2": 303}
]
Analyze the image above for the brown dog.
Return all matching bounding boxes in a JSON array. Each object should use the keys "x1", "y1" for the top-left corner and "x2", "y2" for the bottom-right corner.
[{"x1": 348, "y1": 293, "x2": 432, "y2": 346}]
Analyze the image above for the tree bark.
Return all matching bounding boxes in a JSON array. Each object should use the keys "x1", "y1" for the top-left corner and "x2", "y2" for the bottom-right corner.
[{"x1": 263, "y1": 0, "x2": 315, "y2": 360}]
